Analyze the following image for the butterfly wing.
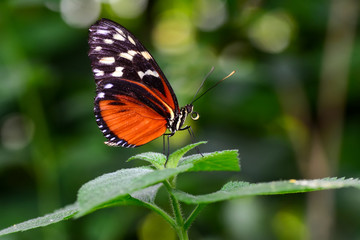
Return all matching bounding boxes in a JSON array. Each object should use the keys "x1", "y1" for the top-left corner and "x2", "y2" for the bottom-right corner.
[
  {"x1": 94, "y1": 79, "x2": 169, "y2": 147},
  {"x1": 89, "y1": 18, "x2": 179, "y2": 147}
]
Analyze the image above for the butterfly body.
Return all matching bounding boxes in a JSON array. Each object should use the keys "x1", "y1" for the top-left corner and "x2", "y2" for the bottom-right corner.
[{"x1": 89, "y1": 19, "x2": 196, "y2": 148}]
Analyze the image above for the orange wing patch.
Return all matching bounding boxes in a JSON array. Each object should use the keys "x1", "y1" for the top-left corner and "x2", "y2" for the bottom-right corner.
[
  {"x1": 99, "y1": 96, "x2": 167, "y2": 147},
  {"x1": 147, "y1": 74, "x2": 177, "y2": 111}
]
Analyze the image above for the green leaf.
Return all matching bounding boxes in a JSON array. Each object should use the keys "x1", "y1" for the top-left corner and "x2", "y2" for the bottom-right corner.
[
  {"x1": 166, "y1": 141, "x2": 207, "y2": 168},
  {"x1": 97, "y1": 185, "x2": 163, "y2": 209},
  {"x1": 173, "y1": 178, "x2": 360, "y2": 204},
  {"x1": 178, "y1": 150, "x2": 240, "y2": 172},
  {"x1": 220, "y1": 181, "x2": 251, "y2": 190},
  {"x1": 128, "y1": 152, "x2": 166, "y2": 169},
  {"x1": 131, "y1": 184, "x2": 162, "y2": 203},
  {"x1": 76, "y1": 165, "x2": 193, "y2": 217},
  {"x1": 0, "y1": 203, "x2": 78, "y2": 237}
]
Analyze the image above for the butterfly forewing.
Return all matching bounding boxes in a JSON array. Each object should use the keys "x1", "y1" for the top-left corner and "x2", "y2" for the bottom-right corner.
[
  {"x1": 89, "y1": 19, "x2": 178, "y2": 110},
  {"x1": 89, "y1": 18, "x2": 179, "y2": 147}
]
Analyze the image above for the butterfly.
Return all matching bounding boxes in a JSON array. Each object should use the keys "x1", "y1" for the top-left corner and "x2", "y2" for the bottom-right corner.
[{"x1": 88, "y1": 18, "x2": 201, "y2": 149}]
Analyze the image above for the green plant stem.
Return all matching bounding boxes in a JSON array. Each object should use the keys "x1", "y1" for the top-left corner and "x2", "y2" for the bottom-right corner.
[
  {"x1": 141, "y1": 201, "x2": 177, "y2": 229},
  {"x1": 184, "y1": 204, "x2": 206, "y2": 230},
  {"x1": 164, "y1": 181, "x2": 188, "y2": 240}
]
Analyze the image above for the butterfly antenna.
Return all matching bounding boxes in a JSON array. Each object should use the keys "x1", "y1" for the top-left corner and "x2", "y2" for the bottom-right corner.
[
  {"x1": 191, "y1": 70, "x2": 235, "y2": 104},
  {"x1": 190, "y1": 66, "x2": 215, "y2": 104}
]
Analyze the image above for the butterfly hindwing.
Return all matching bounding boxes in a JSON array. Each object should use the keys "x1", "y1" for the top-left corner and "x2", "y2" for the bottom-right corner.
[
  {"x1": 89, "y1": 19, "x2": 179, "y2": 147},
  {"x1": 94, "y1": 79, "x2": 168, "y2": 147}
]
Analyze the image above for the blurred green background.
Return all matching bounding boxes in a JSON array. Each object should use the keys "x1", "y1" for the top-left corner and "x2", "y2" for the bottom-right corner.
[{"x1": 0, "y1": 0, "x2": 359, "y2": 239}]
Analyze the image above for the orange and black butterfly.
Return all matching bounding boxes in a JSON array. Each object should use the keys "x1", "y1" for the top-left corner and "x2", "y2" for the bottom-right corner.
[{"x1": 88, "y1": 18, "x2": 201, "y2": 148}]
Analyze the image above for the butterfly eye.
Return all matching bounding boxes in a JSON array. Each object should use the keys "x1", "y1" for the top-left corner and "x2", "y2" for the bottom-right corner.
[{"x1": 191, "y1": 112, "x2": 199, "y2": 121}]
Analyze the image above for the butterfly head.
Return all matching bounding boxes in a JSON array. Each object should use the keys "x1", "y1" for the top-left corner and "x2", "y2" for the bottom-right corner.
[
  {"x1": 185, "y1": 104, "x2": 199, "y2": 121},
  {"x1": 183, "y1": 104, "x2": 200, "y2": 122},
  {"x1": 168, "y1": 104, "x2": 199, "y2": 133}
]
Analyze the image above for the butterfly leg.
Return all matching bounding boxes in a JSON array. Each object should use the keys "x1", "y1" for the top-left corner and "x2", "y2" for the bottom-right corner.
[
  {"x1": 163, "y1": 134, "x2": 166, "y2": 157},
  {"x1": 163, "y1": 133, "x2": 174, "y2": 167}
]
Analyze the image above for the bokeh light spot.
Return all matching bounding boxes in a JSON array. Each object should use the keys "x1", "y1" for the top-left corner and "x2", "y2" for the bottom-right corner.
[
  {"x1": 60, "y1": 0, "x2": 101, "y2": 28},
  {"x1": 110, "y1": 0, "x2": 148, "y2": 19},
  {"x1": 1, "y1": 113, "x2": 34, "y2": 150},
  {"x1": 247, "y1": 11, "x2": 295, "y2": 53},
  {"x1": 195, "y1": 0, "x2": 227, "y2": 31},
  {"x1": 152, "y1": 12, "x2": 195, "y2": 54}
]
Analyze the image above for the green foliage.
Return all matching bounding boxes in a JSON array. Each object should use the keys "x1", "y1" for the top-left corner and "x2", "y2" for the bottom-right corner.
[
  {"x1": 173, "y1": 178, "x2": 360, "y2": 204},
  {"x1": 1, "y1": 143, "x2": 359, "y2": 239},
  {"x1": 1, "y1": 0, "x2": 359, "y2": 238},
  {"x1": 178, "y1": 149, "x2": 240, "y2": 172},
  {"x1": 0, "y1": 204, "x2": 78, "y2": 236},
  {"x1": 166, "y1": 141, "x2": 206, "y2": 168},
  {"x1": 76, "y1": 166, "x2": 192, "y2": 217}
]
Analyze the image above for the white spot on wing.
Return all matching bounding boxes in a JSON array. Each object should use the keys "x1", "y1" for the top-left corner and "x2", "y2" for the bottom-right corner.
[
  {"x1": 113, "y1": 33, "x2": 125, "y2": 41},
  {"x1": 111, "y1": 67, "x2": 124, "y2": 77},
  {"x1": 104, "y1": 39, "x2": 114, "y2": 44},
  {"x1": 137, "y1": 69, "x2": 160, "y2": 79},
  {"x1": 105, "y1": 141, "x2": 117, "y2": 146},
  {"x1": 128, "y1": 50, "x2": 137, "y2": 56},
  {"x1": 150, "y1": 70, "x2": 159, "y2": 77},
  {"x1": 141, "y1": 51, "x2": 152, "y2": 60},
  {"x1": 120, "y1": 53, "x2": 132, "y2": 61},
  {"x1": 95, "y1": 46, "x2": 102, "y2": 51},
  {"x1": 97, "y1": 92, "x2": 105, "y2": 98},
  {"x1": 104, "y1": 83, "x2": 114, "y2": 89},
  {"x1": 99, "y1": 57, "x2": 115, "y2": 65},
  {"x1": 128, "y1": 36, "x2": 136, "y2": 45},
  {"x1": 137, "y1": 71, "x2": 145, "y2": 79},
  {"x1": 114, "y1": 27, "x2": 125, "y2": 36},
  {"x1": 119, "y1": 50, "x2": 138, "y2": 61},
  {"x1": 119, "y1": 52, "x2": 133, "y2": 61},
  {"x1": 97, "y1": 29, "x2": 109, "y2": 35},
  {"x1": 93, "y1": 69, "x2": 104, "y2": 77}
]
